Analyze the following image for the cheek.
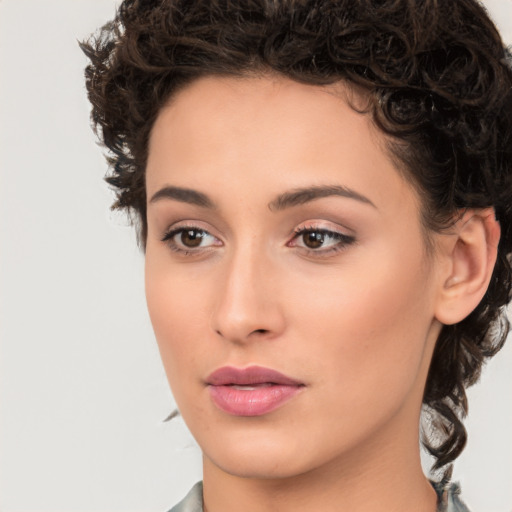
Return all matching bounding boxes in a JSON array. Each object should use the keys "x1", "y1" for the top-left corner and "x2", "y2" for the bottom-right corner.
[
  {"x1": 287, "y1": 240, "x2": 435, "y2": 409},
  {"x1": 144, "y1": 257, "x2": 208, "y2": 391}
]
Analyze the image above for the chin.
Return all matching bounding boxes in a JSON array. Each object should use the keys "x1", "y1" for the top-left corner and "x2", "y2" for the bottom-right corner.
[
  {"x1": 207, "y1": 448, "x2": 312, "y2": 480},
  {"x1": 198, "y1": 422, "x2": 336, "y2": 481}
]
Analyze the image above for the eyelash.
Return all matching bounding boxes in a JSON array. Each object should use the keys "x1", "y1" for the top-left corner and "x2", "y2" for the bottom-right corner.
[
  {"x1": 161, "y1": 225, "x2": 220, "y2": 255},
  {"x1": 161, "y1": 224, "x2": 356, "y2": 257},
  {"x1": 290, "y1": 226, "x2": 356, "y2": 256}
]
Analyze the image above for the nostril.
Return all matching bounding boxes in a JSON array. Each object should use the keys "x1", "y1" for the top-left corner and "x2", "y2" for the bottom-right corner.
[{"x1": 214, "y1": 328, "x2": 268, "y2": 339}]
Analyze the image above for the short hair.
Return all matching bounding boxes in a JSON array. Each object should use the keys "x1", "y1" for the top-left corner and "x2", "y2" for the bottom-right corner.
[{"x1": 81, "y1": 0, "x2": 512, "y2": 474}]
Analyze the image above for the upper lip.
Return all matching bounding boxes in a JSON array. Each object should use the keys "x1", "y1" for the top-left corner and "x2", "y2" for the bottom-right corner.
[{"x1": 206, "y1": 365, "x2": 304, "y2": 386}]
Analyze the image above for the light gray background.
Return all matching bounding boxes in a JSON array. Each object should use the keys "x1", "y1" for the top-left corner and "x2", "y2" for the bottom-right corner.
[{"x1": 0, "y1": 1, "x2": 511, "y2": 511}]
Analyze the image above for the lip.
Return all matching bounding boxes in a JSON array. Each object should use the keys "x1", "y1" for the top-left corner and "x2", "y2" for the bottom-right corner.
[{"x1": 206, "y1": 365, "x2": 305, "y2": 417}]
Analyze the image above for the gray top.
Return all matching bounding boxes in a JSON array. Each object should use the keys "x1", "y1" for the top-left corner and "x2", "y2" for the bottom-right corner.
[
  {"x1": 169, "y1": 482, "x2": 204, "y2": 512},
  {"x1": 168, "y1": 480, "x2": 471, "y2": 512}
]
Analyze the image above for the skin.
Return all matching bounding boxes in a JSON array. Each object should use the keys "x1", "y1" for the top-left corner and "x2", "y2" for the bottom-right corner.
[{"x1": 144, "y1": 75, "x2": 497, "y2": 512}]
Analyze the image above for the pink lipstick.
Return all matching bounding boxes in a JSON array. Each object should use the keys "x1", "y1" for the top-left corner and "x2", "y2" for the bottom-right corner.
[{"x1": 206, "y1": 366, "x2": 304, "y2": 416}]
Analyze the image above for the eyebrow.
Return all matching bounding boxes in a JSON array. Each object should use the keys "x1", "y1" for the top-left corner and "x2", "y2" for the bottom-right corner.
[
  {"x1": 149, "y1": 186, "x2": 214, "y2": 208},
  {"x1": 268, "y1": 185, "x2": 377, "y2": 211},
  {"x1": 149, "y1": 184, "x2": 376, "y2": 210}
]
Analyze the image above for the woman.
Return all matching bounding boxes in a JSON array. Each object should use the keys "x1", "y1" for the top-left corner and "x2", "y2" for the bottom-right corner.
[{"x1": 81, "y1": 0, "x2": 512, "y2": 510}]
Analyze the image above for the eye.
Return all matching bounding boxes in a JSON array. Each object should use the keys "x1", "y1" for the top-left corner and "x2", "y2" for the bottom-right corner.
[
  {"x1": 290, "y1": 226, "x2": 355, "y2": 255},
  {"x1": 161, "y1": 226, "x2": 221, "y2": 253}
]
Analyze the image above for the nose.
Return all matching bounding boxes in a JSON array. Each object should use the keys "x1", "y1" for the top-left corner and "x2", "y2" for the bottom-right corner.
[{"x1": 210, "y1": 246, "x2": 286, "y2": 344}]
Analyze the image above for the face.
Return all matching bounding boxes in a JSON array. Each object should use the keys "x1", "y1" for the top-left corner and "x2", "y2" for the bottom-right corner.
[{"x1": 145, "y1": 75, "x2": 444, "y2": 481}]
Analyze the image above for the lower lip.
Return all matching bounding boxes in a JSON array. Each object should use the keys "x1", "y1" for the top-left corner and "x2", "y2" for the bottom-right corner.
[{"x1": 208, "y1": 384, "x2": 303, "y2": 416}]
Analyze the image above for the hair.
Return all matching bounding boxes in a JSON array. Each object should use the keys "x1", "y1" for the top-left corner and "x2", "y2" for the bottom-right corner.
[{"x1": 81, "y1": 0, "x2": 512, "y2": 476}]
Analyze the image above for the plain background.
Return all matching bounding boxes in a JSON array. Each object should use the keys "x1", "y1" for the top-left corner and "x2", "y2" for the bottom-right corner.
[{"x1": 0, "y1": 1, "x2": 511, "y2": 511}]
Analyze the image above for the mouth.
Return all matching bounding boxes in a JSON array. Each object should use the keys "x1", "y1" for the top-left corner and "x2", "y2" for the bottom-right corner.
[{"x1": 205, "y1": 365, "x2": 305, "y2": 417}]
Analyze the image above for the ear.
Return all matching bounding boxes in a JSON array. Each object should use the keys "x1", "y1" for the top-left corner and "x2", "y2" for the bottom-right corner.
[{"x1": 434, "y1": 208, "x2": 501, "y2": 325}]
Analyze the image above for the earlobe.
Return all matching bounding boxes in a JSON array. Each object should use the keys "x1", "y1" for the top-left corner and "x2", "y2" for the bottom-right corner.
[{"x1": 435, "y1": 208, "x2": 500, "y2": 326}]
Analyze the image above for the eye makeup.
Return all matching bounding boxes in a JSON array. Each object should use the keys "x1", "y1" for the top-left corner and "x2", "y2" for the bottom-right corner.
[
  {"x1": 161, "y1": 225, "x2": 222, "y2": 255},
  {"x1": 160, "y1": 220, "x2": 356, "y2": 259},
  {"x1": 288, "y1": 224, "x2": 356, "y2": 257}
]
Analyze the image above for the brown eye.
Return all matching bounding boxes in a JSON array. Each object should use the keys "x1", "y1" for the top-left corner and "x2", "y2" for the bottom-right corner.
[
  {"x1": 302, "y1": 231, "x2": 325, "y2": 249},
  {"x1": 162, "y1": 226, "x2": 220, "y2": 253},
  {"x1": 291, "y1": 227, "x2": 356, "y2": 254},
  {"x1": 180, "y1": 229, "x2": 205, "y2": 247}
]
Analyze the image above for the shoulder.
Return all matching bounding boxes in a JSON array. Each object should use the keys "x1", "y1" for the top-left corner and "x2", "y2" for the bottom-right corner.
[
  {"x1": 166, "y1": 481, "x2": 203, "y2": 512},
  {"x1": 431, "y1": 480, "x2": 472, "y2": 512}
]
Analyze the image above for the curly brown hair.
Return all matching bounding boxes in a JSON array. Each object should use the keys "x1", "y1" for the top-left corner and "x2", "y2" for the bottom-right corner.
[{"x1": 81, "y1": 0, "x2": 512, "y2": 475}]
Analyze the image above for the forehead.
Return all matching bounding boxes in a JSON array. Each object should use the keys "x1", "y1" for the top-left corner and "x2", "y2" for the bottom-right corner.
[
  {"x1": 152, "y1": 74, "x2": 368, "y2": 142},
  {"x1": 150, "y1": 75, "x2": 371, "y2": 148},
  {"x1": 146, "y1": 75, "x2": 421, "y2": 218}
]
